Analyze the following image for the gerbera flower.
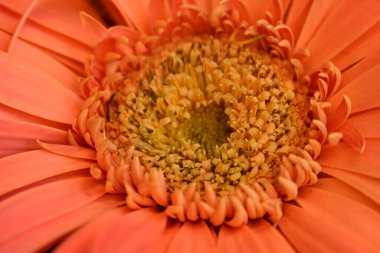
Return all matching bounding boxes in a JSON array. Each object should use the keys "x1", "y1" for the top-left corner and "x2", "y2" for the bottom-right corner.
[{"x1": 1, "y1": 0, "x2": 380, "y2": 252}]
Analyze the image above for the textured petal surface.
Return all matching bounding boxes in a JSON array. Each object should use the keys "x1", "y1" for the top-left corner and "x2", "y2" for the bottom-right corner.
[
  {"x1": 0, "y1": 30, "x2": 80, "y2": 95},
  {"x1": 302, "y1": 0, "x2": 380, "y2": 72},
  {"x1": 322, "y1": 167, "x2": 380, "y2": 205},
  {"x1": 329, "y1": 64, "x2": 380, "y2": 113},
  {"x1": 0, "y1": 0, "x2": 102, "y2": 47},
  {"x1": 0, "y1": 150, "x2": 94, "y2": 195},
  {"x1": 0, "y1": 177, "x2": 104, "y2": 243},
  {"x1": 346, "y1": 109, "x2": 380, "y2": 138},
  {"x1": 0, "y1": 52, "x2": 83, "y2": 124},
  {"x1": 54, "y1": 207, "x2": 128, "y2": 253},
  {"x1": 248, "y1": 220, "x2": 295, "y2": 253},
  {"x1": 167, "y1": 221, "x2": 217, "y2": 253},
  {"x1": 0, "y1": 119, "x2": 68, "y2": 143},
  {"x1": 0, "y1": 138, "x2": 41, "y2": 157},
  {"x1": 341, "y1": 48, "x2": 380, "y2": 86},
  {"x1": 0, "y1": 195, "x2": 122, "y2": 253},
  {"x1": 317, "y1": 139, "x2": 380, "y2": 178},
  {"x1": 331, "y1": 22, "x2": 380, "y2": 70},
  {"x1": 314, "y1": 177, "x2": 380, "y2": 212},
  {"x1": 280, "y1": 186, "x2": 380, "y2": 253},
  {"x1": 38, "y1": 142, "x2": 97, "y2": 160},
  {"x1": 217, "y1": 221, "x2": 294, "y2": 253},
  {"x1": 110, "y1": 0, "x2": 151, "y2": 33},
  {"x1": 90, "y1": 209, "x2": 177, "y2": 253}
]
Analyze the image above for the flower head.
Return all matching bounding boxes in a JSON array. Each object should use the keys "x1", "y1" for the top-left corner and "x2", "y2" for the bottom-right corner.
[{"x1": 0, "y1": 0, "x2": 380, "y2": 252}]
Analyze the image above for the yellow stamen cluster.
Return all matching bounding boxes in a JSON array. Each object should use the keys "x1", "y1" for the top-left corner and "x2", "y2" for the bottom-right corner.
[{"x1": 106, "y1": 36, "x2": 310, "y2": 197}]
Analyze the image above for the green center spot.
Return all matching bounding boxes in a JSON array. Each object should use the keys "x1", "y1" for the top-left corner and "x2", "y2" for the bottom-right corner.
[{"x1": 177, "y1": 105, "x2": 232, "y2": 156}]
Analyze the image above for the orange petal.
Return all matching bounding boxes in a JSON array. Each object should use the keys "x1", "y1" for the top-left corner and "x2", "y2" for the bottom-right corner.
[
  {"x1": 0, "y1": 104, "x2": 68, "y2": 129},
  {"x1": 326, "y1": 95, "x2": 351, "y2": 132},
  {"x1": 322, "y1": 167, "x2": 380, "y2": 206},
  {"x1": 0, "y1": 177, "x2": 104, "y2": 243},
  {"x1": 243, "y1": 0, "x2": 276, "y2": 24},
  {"x1": 313, "y1": 177, "x2": 380, "y2": 212},
  {"x1": 191, "y1": 0, "x2": 216, "y2": 15},
  {"x1": 0, "y1": 0, "x2": 103, "y2": 47},
  {"x1": 54, "y1": 207, "x2": 128, "y2": 253},
  {"x1": 148, "y1": 0, "x2": 171, "y2": 27},
  {"x1": 329, "y1": 64, "x2": 380, "y2": 113},
  {"x1": 338, "y1": 122, "x2": 366, "y2": 153},
  {"x1": 248, "y1": 220, "x2": 295, "y2": 253},
  {"x1": 90, "y1": 208, "x2": 178, "y2": 253},
  {"x1": 0, "y1": 138, "x2": 41, "y2": 157},
  {"x1": 0, "y1": 119, "x2": 68, "y2": 144},
  {"x1": 217, "y1": 225, "x2": 264, "y2": 253},
  {"x1": 217, "y1": 222, "x2": 294, "y2": 253},
  {"x1": 5, "y1": 0, "x2": 39, "y2": 53},
  {"x1": 295, "y1": 0, "x2": 334, "y2": 51},
  {"x1": 346, "y1": 108, "x2": 380, "y2": 138},
  {"x1": 0, "y1": 52, "x2": 83, "y2": 124},
  {"x1": 341, "y1": 48, "x2": 380, "y2": 87},
  {"x1": 297, "y1": 187, "x2": 380, "y2": 246},
  {"x1": 167, "y1": 221, "x2": 217, "y2": 253},
  {"x1": 0, "y1": 30, "x2": 80, "y2": 95},
  {"x1": 284, "y1": 0, "x2": 312, "y2": 40},
  {"x1": 302, "y1": 0, "x2": 380, "y2": 73},
  {"x1": 317, "y1": 139, "x2": 380, "y2": 178},
  {"x1": 110, "y1": 0, "x2": 151, "y2": 34},
  {"x1": 280, "y1": 200, "x2": 379, "y2": 253},
  {"x1": 0, "y1": 195, "x2": 122, "y2": 253},
  {"x1": 37, "y1": 141, "x2": 96, "y2": 160},
  {"x1": 332, "y1": 22, "x2": 380, "y2": 71},
  {"x1": 79, "y1": 12, "x2": 108, "y2": 46},
  {"x1": 0, "y1": 5, "x2": 92, "y2": 64},
  {"x1": 0, "y1": 150, "x2": 93, "y2": 195}
]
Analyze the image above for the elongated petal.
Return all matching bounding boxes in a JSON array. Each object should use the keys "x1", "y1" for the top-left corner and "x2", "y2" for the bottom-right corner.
[
  {"x1": 38, "y1": 142, "x2": 96, "y2": 160},
  {"x1": 331, "y1": 22, "x2": 380, "y2": 70},
  {"x1": 318, "y1": 139, "x2": 380, "y2": 178},
  {"x1": 54, "y1": 207, "x2": 129, "y2": 253},
  {"x1": 0, "y1": 30, "x2": 80, "y2": 95},
  {"x1": 322, "y1": 167, "x2": 380, "y2": 205},
  {"x1": 329, "y1": 64, "x2": 380, "y2": 113},
  {"x1": 0, "y1": 104, "x2": 67, "y2": 129},
  {"x1": 217, "y1": 221, "x2": 294, "y2": 253},
  {"x1": 0, "y1": 6, "x2": 91, "y2": 64},
  {"x1": 239, "y1": 0, "x2": 272, "y2": 24},
  {"x1": 280, "y1": 192, "x2": 380, "y2": 253},
  {"x1": 248, "y1": 220, "x2": 295, "y2": 253},
  {"x1": 0, "y1": 138, "x2": 41, "y2": 157},
  {"x1": 167, "y1": 221, "x2": 217, "y2": 253},
  {"x1": 297, "y1": 187, "x2": 380, "y2": 247},
  {"x1": 0, "y1": 150, "x2": 94, "y2": 195},
  {"x1": 302, "y1": 0, "x2": 380, "y2": 72},
  {"x1": 110, "y1": 0, "x2": 151, "y2": 34},
  {"x1": 341, "y1": 48, "x2": 380, "y2": 86},
  {"x1": 90, "y1": 209, "x2": 177, "y2": 253},
  {"x1": 0, "y1": 195, "x2": 122, "y2": 253},
  {"x1": 0, "y1": 177, "x2": 104, "y2": 243},
  {"x1": 217, "y1": 226, "x2": 263, "y2": 253},
  {"x1": 80, "y1": 12, "x2": 108, "y2": 46},
  {"x1": 295, "y1": 0, "x2": 334, "y2": 51},
  {"x1": 314, "y1": 177, "x2": 380, "y2": 212},
  {"x1": 346, "y1": 109, "x2": 380, "y2": 138},
  {"x1": 284, "y1": 0, "x2": 312, "y2": 40},
  {"x1": 0, "y1": 0, "x2": 102, "y2": 47},
  {"x1": 0, "y1": 119, "x2": 68, "y2": 143},
  {"x1": 0, "y1": 52, "x2": 83, "y2": 124}
]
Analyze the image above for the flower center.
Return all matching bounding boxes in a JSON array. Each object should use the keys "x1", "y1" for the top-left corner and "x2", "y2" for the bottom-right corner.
[
  {"x1": 100, "y1": 35, "x2": 313, "y2": 223},
  {"x1": 177, "y1": 105, "x2": 232, "y2": 156}
]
